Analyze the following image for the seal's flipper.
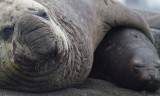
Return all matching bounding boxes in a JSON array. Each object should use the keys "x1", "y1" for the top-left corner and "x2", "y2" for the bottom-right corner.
[{"x1": 103, "y1": 0, "x2": 154, "y2": 43}]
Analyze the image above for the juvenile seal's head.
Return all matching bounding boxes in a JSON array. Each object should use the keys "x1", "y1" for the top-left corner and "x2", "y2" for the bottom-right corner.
[
  {"x1": 91, "y1": 28, "x2": 160, "y2": 92},
  {"x1": 0, "y1": 0, "x2": 92, "y2": 92}
]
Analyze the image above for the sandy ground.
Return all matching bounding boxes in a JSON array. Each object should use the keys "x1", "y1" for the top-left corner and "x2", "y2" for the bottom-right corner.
[{"x1": 0, "y1": 78, "x2": 159, "y2": 96}]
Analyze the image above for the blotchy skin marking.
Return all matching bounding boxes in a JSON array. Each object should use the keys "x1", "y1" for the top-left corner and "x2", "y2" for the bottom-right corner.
[{"x1": 0, "y1": 0, "x2": 154, "y2": 92}]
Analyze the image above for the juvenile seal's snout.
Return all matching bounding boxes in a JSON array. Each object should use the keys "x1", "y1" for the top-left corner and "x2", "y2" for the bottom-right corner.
[{"x1": 148, "y1": 70, "x2": 156, "y2": 81}]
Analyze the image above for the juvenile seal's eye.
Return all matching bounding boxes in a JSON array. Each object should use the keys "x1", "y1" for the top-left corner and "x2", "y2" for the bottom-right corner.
[
  {"x1": 2, "y1": 25, "x2": 14, "y2": 41},
  {"x1": 36, "y1": 10, "x2": 50, "y2": 20},
  {"x1": 134, "y1": 64, "x2": 144, "y2": 70}
]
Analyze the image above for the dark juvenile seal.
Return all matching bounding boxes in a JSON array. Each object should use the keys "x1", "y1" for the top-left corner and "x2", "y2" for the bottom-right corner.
[
  {"x1": 90, "y1": 28, "x2": 160, "y2": 92},
  {"x1": 0, "y1": 0, "x2": 153, "y2": 92}
]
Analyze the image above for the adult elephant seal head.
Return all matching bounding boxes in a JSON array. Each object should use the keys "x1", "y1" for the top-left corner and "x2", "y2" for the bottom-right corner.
[
  {"x1": 0, "y1": 0, "x2": 75, "y2": 92},
  {"x1": 0, "y1": 0, "x2": 154, "y2": 92},
  {"x1": 91, "y1": 28, "x2": 160, "y2": 92}
]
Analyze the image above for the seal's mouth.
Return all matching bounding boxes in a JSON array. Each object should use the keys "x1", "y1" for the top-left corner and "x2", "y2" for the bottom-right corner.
[
  {"x1": 143, "y1": 80, "x2": 160, "y2": 92},
  {"x1": 145, "y1": 85, "x2": 159, "y2": 93}
]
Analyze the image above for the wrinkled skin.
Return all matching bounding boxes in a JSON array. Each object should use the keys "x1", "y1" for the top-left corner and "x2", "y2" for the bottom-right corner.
[
  {"x1": 0, "y1": 0, "x2": 153, "y2": 92},
  {"x1": 91, "y1": 28, "x2": 160, "y2": 92},
  {"x1": 135, "y1": 10, "x2": 160, "y2": 29}
]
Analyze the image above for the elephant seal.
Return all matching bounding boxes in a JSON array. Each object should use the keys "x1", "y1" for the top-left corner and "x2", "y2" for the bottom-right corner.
[
  {"x1": 90, "y1": 27, "x2": 160, "y2": 92},
  {"x1": 0, "y1": 0, "x2": 153, "y2": 92}
]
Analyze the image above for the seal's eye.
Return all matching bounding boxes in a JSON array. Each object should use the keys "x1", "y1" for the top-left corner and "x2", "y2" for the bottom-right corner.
[
  {"x1": 134, "y1": 64, "x2": 144, "y2": 70},
  {"x1": 155, "y1": 65, "x2": 160, "y2": 70},
  {"x1": 36, "y1": 10, "x2": 50, "y2": 20},
  {"x1": 2, "y1": 25, "x2": 14, "y2": 41}
]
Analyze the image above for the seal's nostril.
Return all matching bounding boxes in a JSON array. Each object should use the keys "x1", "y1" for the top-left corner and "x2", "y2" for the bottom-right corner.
[
  {"x1": 149, "y1": 71, "x2": 155, "y2": 80},
  {"x1": 54, "y1": 41, "x2": 58, "y2": 57},
  {"x1": 149, "y1": 74, "x2": 155, "y2": 80},
  {"x1": 47, "y1": 41, "x2": 58, "y2": 57}
]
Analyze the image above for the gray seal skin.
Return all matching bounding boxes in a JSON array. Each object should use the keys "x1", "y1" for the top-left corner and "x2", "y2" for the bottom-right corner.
[
  {"x1": 135, "y1": 10, "x2": 160, "y2": 29},
  {"x1": 0, "y1": 0, "x2": 153, "y2": 92},
  {"x1": 91, "y1": 28, "x2": 160, "y2": 92},
  {"x1": 134, "y1": 10, "x2": 160, "y2": 56}
]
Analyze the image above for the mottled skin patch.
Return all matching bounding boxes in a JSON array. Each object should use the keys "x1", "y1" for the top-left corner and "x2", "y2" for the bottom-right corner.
[
  {"x1": 91, "y1": 28, "x2": 160, "y2": 92},
  {"x1": 0, "y1": 0, "x2": 154, "y2": 92}
]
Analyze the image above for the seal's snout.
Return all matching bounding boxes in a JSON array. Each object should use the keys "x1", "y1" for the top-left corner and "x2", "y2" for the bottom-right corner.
[
  {"x1": 141, "y1": 67, "x2": 159, "y2": 81},
  {"x1": 143, "y1": 67, "x2": 160, "y2": 92},
  {"x1": 130, "y1": 58, "x2": 160, "y2": 92},
  {"x1": 16, "y1": 14, "x2": 62, "y2": 56},
  {"x1": 148, "y1": 70, "x2": 156, "y2": 80},
  {"x1": 12, "y1": 14, "x2": 66, "y2": 72}
]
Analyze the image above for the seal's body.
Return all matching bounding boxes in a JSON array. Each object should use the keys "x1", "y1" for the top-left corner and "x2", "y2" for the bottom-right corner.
[
  {"x1": 0, "y1": 0, "x2": 153, "y2": 92},
  {"x1": 91, "y1": 28, "x2": 160, "y2": 92}
]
